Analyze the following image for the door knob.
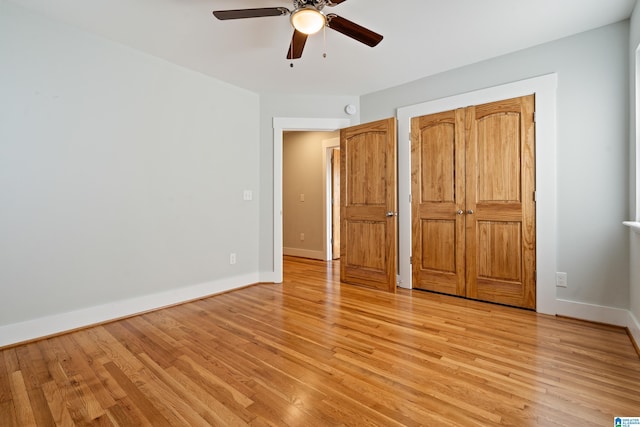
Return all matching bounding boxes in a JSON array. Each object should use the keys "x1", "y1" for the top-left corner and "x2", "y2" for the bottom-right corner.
[
  {"x1": 386, "y1": 211, "x2": 396, "y2": 217},
  {"x1": 456, "y1": 210, "x2": 464, "y2": 215},
  {"x1": 467, "y1": 209, "x2": 474, "y2": 214}
]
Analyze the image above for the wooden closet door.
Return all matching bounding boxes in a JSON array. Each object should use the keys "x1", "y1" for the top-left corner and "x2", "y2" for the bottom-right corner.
[
  {"x1": 465, "y1": 95, "x2": 536, "y2": 309},
  {"x1": 411, "y1": 109, "x2": 466, "y2": 296},
  {"x1": 410, "y1": 95, "x2": 536, "y2": 309}
]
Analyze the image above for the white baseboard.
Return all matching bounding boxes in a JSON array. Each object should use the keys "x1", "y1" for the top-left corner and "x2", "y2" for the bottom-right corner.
[
  {"x1": 259, "y1": 271, "x2": 279, "y2": 284},
  {"x1": 283, "y1": 247, "x2": 325, "y2": 260},
  {"x1": 0, "y1": 273, "x2": 259, "y2": 348},
  {"x1": 555, "y1": 298, "x2": 629, "y2": 327},
  {"x1": 553, "y1": 299, "x2": 640, "y2": 350},
  {"x1": 628, "y1": 310, "x2": 640, "y2": 349}
]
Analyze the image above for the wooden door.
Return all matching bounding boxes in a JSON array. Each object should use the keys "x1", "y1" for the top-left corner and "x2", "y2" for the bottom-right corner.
[
  {"x1": 411, "y1": 95, "x2": 535, "y2": 309},
  {"x1": 332, "y1": 148, "x2": 341, "y2": 259},
  {"x1": 340, "y1": 118, "x2": 397, "y2": 292},
  {"x1": 465, "y1": 96, "x2": 536, "y2": 309},
  {"x1": 411, "y1": 109, "x2": 466, "y2": 295}
]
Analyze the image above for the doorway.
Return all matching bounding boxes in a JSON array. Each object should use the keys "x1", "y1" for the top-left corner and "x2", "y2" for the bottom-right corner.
[
  {"x1": 280, "y1": 119, "x2": 398, "y2": 294},
  {"x1": 273, "y1": 118, "x2": 351, "y2": 283},
  {"x1": 282, "y1": 131, "x2": 339, "y2": 261}
]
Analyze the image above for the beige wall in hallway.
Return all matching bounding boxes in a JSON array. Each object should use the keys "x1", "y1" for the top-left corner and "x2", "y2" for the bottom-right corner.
[{"x1": 283, "y1": 131, "x2": 339, "y2": 259}]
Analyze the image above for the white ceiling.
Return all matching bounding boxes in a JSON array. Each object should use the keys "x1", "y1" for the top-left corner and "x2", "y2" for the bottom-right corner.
[{"x1": 9, "y1": 0, "x2": 637, "y2": 96}]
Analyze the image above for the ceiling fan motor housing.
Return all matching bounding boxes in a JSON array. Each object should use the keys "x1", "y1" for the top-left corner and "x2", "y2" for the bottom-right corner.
[{"x1": 293, "y1": 0, "x2": 329, "y2": 12}]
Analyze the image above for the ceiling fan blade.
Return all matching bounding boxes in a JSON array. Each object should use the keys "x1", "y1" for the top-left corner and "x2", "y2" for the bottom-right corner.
[
  {"x1": 326, "y1": 14, "x2": 383, "y2": 47},
  {"x1": 287, "y1": 30, "x2": 308, "y2": 59},
  {"x1": 213, "y1": 7, "x2": 289, "y2": 20}
]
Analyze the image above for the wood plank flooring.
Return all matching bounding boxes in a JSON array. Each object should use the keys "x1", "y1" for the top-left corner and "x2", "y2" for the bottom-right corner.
[{"x1": 1, "y1": 256, "x2": 639, "y2": 426}]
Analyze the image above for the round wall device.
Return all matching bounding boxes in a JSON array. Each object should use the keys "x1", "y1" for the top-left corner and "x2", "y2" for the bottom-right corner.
[{"x1": 345, "y1": 104, "x2": 357, "y2": 115}]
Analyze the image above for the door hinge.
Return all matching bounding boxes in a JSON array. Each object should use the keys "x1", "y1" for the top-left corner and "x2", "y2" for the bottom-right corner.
[
  {"x1": 410, "y1": 256, "x2": 413, "y2": 264},
  {"x1": 533, "y1": 191, "x2": 537, "y2": 202},
  {"x1": 409, "y1": 193, "x2": 412, "y2": 203}
]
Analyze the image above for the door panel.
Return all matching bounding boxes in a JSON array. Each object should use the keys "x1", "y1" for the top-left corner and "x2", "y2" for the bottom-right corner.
[
  {"x1": 345, "y1": 136, "x2": 386, "y2": 205},
  {"x1": 345, "y1": 221, "x2": 386, "y2": 271},
  {"x1": 340, "y1": 118, "x2": 397, "y2": 292},
  {"x1": 411, "y1": 109, "x2": 466, "y2": 296},
  {"x1": 476, "y1": 221, "x2": 522, "y2": 281},
  {"x1": 476, "y1": 113, "x2": 521, "y2": 202},
  {"x1": 421, "y1": 123, "x2": 455, "y2": 203},
  {"x1": 422, "y1": 220, "x2": 456, "y2": 272}
]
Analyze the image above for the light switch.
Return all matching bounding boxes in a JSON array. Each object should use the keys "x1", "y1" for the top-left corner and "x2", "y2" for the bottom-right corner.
[
  {"x1": 243, "y1": 190, "x2": 252, "y2": 201},
  {"x1": 300, "y1": 193, "x2": 305, "y2": 202}
]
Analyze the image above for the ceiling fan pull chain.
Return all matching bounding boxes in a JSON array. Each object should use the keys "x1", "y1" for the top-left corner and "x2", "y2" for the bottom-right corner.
[{"x1": 323, "y1": 25, "x2": 327, "y2": 58}]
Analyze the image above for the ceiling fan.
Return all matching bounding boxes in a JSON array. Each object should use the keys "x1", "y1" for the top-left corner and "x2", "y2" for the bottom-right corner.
[{"x1": 212, "y1": 0, "x2": 383, "y2": 60}]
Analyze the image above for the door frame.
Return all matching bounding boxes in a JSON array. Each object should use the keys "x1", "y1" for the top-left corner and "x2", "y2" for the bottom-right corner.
[
  {"x1": 273, "y1": 118, "x2": 351, "y2": 283},
  {"x1": 397, "y1": 73, "x2": 558, "y2": 315},
  {"x1": 322, "y1": 138, "x2": 340, "y2": 261}
]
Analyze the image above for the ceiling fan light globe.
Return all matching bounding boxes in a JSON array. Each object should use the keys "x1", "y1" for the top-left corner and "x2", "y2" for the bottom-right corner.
[{"x1": 291, "y1": 7, "x2": 326, "y2": 35}]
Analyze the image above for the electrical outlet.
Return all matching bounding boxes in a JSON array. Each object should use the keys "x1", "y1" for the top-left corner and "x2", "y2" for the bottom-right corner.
[
  {"x1": 556, "y1": 272, "x2": 567, "y2": 288},
  {"x1": 229, "y1": 253, "x2": 237, "y2": 265},
  {"x1": 300, "y1": 233, "x2": 305, "y2": 241}
]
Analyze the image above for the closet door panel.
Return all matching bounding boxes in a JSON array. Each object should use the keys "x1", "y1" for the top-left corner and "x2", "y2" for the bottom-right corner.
[
  {"x1": 411, "y1": 109, "x2": 465, "y2": 296},
  {"x1": 465, "y1": 95, "x2": 536, "y2": 309}
]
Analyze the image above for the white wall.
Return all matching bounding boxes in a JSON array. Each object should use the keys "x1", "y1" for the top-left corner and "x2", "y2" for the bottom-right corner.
[
  {"x1": 0, "y1": 3, "x2": 260, "y2": 344},
  {"x1": 361, "y1": 22, "x2": 631, "y2": 311}
]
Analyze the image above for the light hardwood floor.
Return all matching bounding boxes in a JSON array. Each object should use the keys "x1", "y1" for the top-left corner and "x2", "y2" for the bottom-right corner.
[{"x1": 1, "y1": 256, "x2": 639, "y2": 426}]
